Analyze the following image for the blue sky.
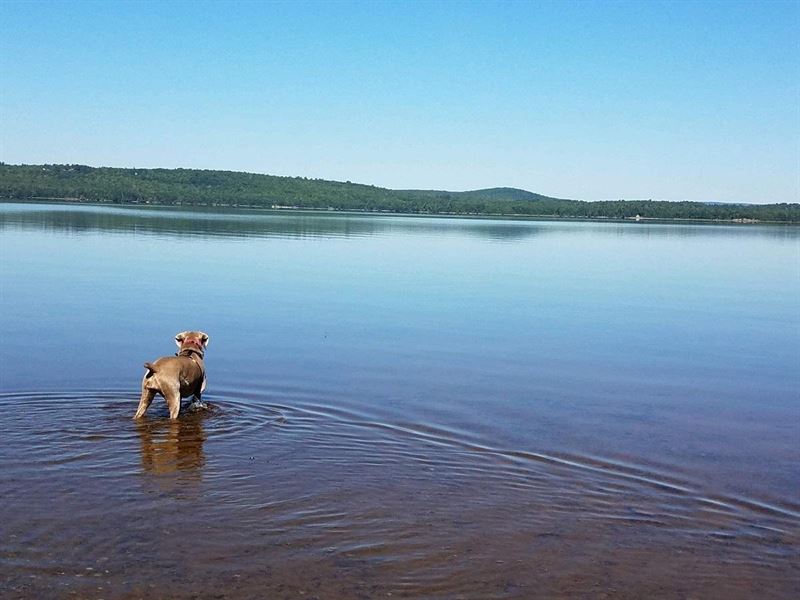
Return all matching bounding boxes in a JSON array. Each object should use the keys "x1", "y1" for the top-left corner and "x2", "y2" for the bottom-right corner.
[{"x1": 1, "y1": 0, "x2": 798, "y2": 203}]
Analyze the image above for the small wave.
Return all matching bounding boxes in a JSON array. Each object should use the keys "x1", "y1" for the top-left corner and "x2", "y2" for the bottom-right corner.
[{"x1": 1, "y1": 386, "x2": 798, "y2": 600}]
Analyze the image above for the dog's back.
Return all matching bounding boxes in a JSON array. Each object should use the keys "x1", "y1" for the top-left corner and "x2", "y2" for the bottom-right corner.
[{"x1": 134, "y1": 331, "x2": 209, "y2": 420}]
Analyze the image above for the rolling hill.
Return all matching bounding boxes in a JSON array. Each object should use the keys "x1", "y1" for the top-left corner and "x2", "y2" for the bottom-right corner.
[{"x1": 0, "y1": 163, "x2": 796, "y2": 222}]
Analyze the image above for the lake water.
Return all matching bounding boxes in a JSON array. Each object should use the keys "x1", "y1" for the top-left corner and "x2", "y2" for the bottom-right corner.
[{"x1": 1, "y1": 202, "x2": 798, "y2": 599}]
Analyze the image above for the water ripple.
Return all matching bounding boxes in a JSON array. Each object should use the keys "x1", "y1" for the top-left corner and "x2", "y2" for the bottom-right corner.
[{"x1": 1, "y1": 387, "x2": 798, "y2": 599}]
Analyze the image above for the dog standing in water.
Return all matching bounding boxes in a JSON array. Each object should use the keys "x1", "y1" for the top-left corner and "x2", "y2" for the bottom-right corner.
[{"x1": 134, "y1": 331, "x2": 209, "y2": 420}]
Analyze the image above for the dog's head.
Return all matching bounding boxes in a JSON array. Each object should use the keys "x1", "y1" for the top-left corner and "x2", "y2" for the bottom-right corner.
[{"x1": 175, "y1": 331, "x2": 210, "y2": 354}]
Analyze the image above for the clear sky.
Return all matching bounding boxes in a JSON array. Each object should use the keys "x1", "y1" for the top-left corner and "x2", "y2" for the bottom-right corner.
[{"x1": 1, "y1": 0, "x2": 798, "y2": 203}]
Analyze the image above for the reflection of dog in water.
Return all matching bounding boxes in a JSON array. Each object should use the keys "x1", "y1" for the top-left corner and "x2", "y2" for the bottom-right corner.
[
  {"x1": 134, "y1": 330, "x2": 209, "y2": 420},
  {"x1": 135, "y1": 416, "x2": 206, "y2": 475}
]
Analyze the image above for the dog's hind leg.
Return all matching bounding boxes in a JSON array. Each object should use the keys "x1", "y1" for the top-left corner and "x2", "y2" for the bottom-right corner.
[
  {"x1": 164, "y1": 386, "x2": 182, "y2": 420},
  {"x1": 134, "y1": 387, "x2": 156, "y2": 419}
]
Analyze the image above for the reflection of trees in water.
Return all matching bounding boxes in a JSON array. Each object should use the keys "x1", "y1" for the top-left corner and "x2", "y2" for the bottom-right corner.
[
  {"x1": 0, "y1": 204, "x2": 554, "y2": 241},
  {"x1": 2, "y1": 203, "x2": 795, "y2": 241},
  {"x1": 136, "y1": 415, "x2": 206, "y2": 483}
]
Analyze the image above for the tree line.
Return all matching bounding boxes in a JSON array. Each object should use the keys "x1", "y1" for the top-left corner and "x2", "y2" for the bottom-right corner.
[{"x1": 1, "y1": 163, "x2": 797, "y2": 222}]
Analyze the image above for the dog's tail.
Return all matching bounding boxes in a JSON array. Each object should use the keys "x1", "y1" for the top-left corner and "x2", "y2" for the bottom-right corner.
[{"x1": 143, "y1": 362, "x2": 158, "y2": 375}]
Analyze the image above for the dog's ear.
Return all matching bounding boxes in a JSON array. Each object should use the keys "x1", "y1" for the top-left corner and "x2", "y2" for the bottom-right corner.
[
  {"x1": 175, "y1": 332, "x2": 186, "y2": 348},
  {"x1": 200, "y1": 333, "x2": 210, "y2": 348}
]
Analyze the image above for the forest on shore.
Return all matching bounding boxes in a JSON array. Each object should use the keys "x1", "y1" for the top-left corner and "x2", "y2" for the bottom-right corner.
[{"x1": 1, "y1": 163, "x2": 797, "y2": 222}]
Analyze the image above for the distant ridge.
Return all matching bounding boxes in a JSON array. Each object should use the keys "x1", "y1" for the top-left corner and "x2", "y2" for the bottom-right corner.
[
  {"x1": 0, "y1": 163, "x2": 797, "y2": 222},
  {"x1": 400, "y1": 187, "x2": 563, "y2": 202}
]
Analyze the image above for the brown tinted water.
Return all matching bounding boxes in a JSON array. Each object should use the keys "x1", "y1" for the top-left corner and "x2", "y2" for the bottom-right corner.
[{"x1": 1, "y1": 203, "x2": 798, "y2": 598}]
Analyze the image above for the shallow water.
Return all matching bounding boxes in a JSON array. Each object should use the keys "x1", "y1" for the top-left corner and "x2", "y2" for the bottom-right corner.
[{"x1": 1, "y1": 202, "x2": 798, "y2": 598}]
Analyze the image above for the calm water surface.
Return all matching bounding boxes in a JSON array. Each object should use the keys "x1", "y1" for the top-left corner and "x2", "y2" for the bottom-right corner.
[{"x1": 1, "y1": 202, "x2": 798, "y2": 599}]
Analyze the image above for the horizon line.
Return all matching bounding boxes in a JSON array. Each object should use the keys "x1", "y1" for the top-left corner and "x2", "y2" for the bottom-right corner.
[{"x1": 1, "y1": 160, "x2": 790, "y2": 206}]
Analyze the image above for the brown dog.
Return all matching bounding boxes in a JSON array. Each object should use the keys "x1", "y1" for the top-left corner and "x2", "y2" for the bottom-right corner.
[{"x1": 134, "y1": 331, "x2": 210, "y2": 420}]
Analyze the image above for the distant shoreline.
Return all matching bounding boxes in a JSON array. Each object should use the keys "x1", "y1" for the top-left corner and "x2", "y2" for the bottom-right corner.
[
  {"x1": 2, "y1": 164, "x2": 797, "y2": 223},
  {"x1": 2, "y1": 196, "x2": 794, "y2": 225}
]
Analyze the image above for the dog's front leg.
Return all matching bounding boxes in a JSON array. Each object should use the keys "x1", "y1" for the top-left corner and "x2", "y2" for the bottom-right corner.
[{"x1": 190, "y1": 386, "x2": 207, "y2": 410}]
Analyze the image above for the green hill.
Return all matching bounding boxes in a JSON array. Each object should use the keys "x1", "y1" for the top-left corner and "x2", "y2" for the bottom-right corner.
[
  {"x1": 0, "y1": 163, "x2": 797, "y2": 222},
  {"x1": 400, "y1": 187, "x2": 560, "y2": 202}
]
